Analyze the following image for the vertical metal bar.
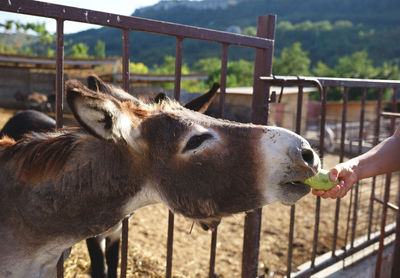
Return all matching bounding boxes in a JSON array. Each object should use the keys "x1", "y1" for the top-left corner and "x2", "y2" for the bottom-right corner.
[
  {"x1": 209, "y1": 226, "x2": 218, "y2": 278},
  {"x1": 311, "y1": 86, "x2": 327, "y2": 267},
  {"x1": 286, "y1": 86, "x2": 304, "y2": 278},
  {"x1": 332, "y1": 87, "x2": 348, "y2": 255},
  {"x1": 208, "y1": 43, "x2": 229, "y2": 278},
  {"x1": 166, "y1": 211, "x2": 174, "y2": 278},
  {"x1": 350, "y1": 88, "x2": 366, "y2": 248},
  {"x1": 242, "y1": 14, "x2": 275, "y2": 278},
  {"x1": 55, "y1": 18, "x2": 64, "y2": 278},
  {"x1": 120, "y1": 28, "x2": 130, "y2": 278},
  {"x1": 55, "y1": 19, "x2": 64, "y2": 129},
  {"x1": 376, "y1": 88, "x2": 397, "y2": 278},
  {"x1": 166, "y1": 37, "x2": 183, "y2": 278},
  {"x1": 174, "y1": 37, "x2": 183, "y2": 100},
  {"x1": 392, "y1": 149, "x2": 400, "y2": 278},
  {"x1": 368, "y1": 88, "x2": 383, "y2": 239},
  {"x1": 219, "y1": 43, "x2": 228, "y2": 119},
  {"x1": 392, "y1": 89, "x2": 400, "y2": 278}
]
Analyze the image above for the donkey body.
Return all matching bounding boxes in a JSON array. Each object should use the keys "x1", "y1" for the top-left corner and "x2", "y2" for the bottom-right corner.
[
  {"x1": 0, "y1": 78, "x2": 220, "y2": 278},
  {"x1": 0, "y1": 76, "x2": 320, "y2": 278}
]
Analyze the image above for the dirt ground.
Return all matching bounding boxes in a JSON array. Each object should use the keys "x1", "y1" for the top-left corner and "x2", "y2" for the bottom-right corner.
[{"x1": 0, "y1": 109, "x2": 396, "y2": 278}]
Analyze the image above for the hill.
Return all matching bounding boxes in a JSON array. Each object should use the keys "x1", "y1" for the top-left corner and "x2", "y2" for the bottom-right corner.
[{"x1": 25, "y1": 0, "x2": 400, "y2": 68}]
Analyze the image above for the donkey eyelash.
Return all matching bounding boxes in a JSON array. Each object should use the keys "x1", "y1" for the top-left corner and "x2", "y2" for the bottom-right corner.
[{"x1": 182, "y1": 133, "x2": 213, "y2": 153}]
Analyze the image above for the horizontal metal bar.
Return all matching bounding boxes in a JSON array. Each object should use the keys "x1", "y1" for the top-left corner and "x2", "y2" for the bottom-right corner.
[
  {"x1": 372, "y1": 196, "x2": 399, "y2": 211},
  {"x1": 381, "y1": 112, "x2": 400, "y2": 118},
  {"x1": 293, "y1": 226, "x2": 396, "y2": 278},
  {"x1": 261, "y1": 75, "x2": 400, "y2": 88},
  {"x1": 318, "y1": 77, "x2": 400, "y2": 88},
  {"x1": 0, "y1": 0, "x2": 273, "y2": 49}
]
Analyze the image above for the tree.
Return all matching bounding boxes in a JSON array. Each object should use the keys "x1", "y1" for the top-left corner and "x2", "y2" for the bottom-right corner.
[
  {"x1": 0, "y1": 20, "x2": 55, "y2": 56},
  {"x1": 93, "y1": 40, "x2": 106, "y2": 58},
  {"x1": 130, "y1": 62, "x2": 149, "y2": 74},
  {"x1": 273, "y1": 42, "x2": 311, "y2": 76},
  {"x1": 68, "y1": 43, "x2": 89, "y2": 58}
]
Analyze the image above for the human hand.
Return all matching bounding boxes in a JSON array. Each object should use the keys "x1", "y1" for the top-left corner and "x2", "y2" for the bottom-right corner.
[{"x1": 311, "y1": 161, "x2": 359, "y2": 199}]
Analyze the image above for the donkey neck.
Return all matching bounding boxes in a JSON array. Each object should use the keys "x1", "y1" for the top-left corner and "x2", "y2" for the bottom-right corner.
[{"x1": 0, "y1": 130, "x2": 155, "y2": 247}]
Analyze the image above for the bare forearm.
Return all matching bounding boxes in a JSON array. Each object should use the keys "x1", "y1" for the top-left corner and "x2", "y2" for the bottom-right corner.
[{"x1": 350, "y1": 135, "x2": 400, "y2": 180}]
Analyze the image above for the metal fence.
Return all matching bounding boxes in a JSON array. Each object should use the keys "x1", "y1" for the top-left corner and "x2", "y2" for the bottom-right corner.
[
  {"x1": 261, "y1": 76, "x2": 400, "y2": 278},
  {"x1": 1, "y1": 1, "x2": 400, "y2": 277}
]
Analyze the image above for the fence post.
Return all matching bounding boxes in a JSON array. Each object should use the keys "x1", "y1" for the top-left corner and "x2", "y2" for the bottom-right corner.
[
  {"x1": 120, "y1": 28, "x2": 130, "y2": 278},
  {"x1": 55, "y1": 18, "x2": 64, "y2": 278},
  {"x1": 241, "y1": 14, "x2": 276, "y2": 278}
]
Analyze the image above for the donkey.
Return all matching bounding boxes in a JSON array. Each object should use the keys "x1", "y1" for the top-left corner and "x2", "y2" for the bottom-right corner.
[
  {"x1": 0, "y1": 76, "x2": 320, "y2": 278},
  {"x1": 0, "y1": 77, "x2": 220, "y2": 278}
]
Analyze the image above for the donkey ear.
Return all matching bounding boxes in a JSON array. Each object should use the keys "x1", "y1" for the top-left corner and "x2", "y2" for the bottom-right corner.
[
  {"x1": 66, "y1": 80, "x2": 132, "y2": 142},
  {"x1": 87, "y1": 74, "x2": 112, "y2": 94},
  {"x1": 184, "y1": 82, "x2": 219, "y2": 113},
  {"x1": 87, "y1": 74, "x2": 135, "y2": 102}
]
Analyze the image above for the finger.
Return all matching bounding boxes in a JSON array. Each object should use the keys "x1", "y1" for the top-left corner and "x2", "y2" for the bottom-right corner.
[
  {"x1": 312, "y1": 189, "x2": 326, "y2": 196},
  {"x1": 330, "y1": 167, "x2": 339, "y2": 182}
]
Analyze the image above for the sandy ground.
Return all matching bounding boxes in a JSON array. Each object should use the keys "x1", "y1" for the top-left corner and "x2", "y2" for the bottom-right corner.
[{"x1": 0, "y1": 109, "x2": 397, "y2": 278}]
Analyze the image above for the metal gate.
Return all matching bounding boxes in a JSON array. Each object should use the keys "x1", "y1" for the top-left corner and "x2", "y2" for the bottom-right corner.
[{"x1": 1, "y1": 1, "x2": 399, "y2": 277}]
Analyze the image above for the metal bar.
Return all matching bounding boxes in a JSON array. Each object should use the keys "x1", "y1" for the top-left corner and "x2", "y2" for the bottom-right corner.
[
  {"x1": 372, "y1": 197, "x2": 399, "y2": 211},
  {"x1": 219, "y1": 43, "x2": 228, "y2": 119},
  {"x1": 376, "y1": 88, "x2": 397, "y2": 278},
  {"x1": 293, "y1": 226, "x2": 396, "y2": 278},
  {"x1": 376, "y1": 173, "x2": 393, "y2": 278},
  {"x1": 260, "y1": 75, "x2": 400, "y2": 89},
  {"x1": 173, "y1": 37, "x2": 183, "y2": 100},
  {"x1": 349, "y1": 88, "x2": 367, "y2": 248},
  {"x1": 332, "y1": 87, "x2": 348, "y2": 255},
  {"x1": 389, "y1": 88, "x2": 400, "y2": 278},
  {"x1": 55, "y1": 19, "x2": 64, "y2": 129},
  {"x1": 209, "y1": 227, "x2": 218, "y2": 278},
  {"x1": 368, "y1": 89, "x2": 383, "y2": 240},
  {"x1": 381, "y1": 111, "x2": 400, "y2": 118},
  {"x1": 286, "y1": 86, "x2": 304, "y2": 278},
  {"x1": 242, "y1": 14, "x2": 276, "y2": 278},
  {"x1": 120, "y1": 28, "x2": 130, "y2": 278},
  {"x1": 287, "y1": 206, "x2": 296, "y2": 278},
  {"x1": 166, "y1": 38, "x2": 183, "y2": 278},
  {"x1": 392, "y1": 172, "x2": 400, "y2": 278},
  {"x1": 55, "y1": 18, "x2": 64, "y2": 278},
  {"x1": 311, "y1": 86, "x2": 327, "y2": 267},
  {"x1": 207, "y1": 43, "x2": 229, "y2": 278},
  {"x1": 166, "y1": 211, "x2": 175, "y2": 278},
  {"x1": 0, "y1": 0, "x2": 273, "y2": 49}
]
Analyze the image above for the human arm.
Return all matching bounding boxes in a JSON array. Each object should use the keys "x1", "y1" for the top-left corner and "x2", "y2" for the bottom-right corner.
[{"x1": 312, "y1": 125, "x2": 400, "y2": 199}]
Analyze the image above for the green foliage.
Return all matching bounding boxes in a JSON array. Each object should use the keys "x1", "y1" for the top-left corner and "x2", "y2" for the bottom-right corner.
[
  {"x1": 93, "y1": 40, "x2": 106, "y2": 58},
  {"x1": 67, "y1": 43, "x2": 89, "y2": 58},
  {"x1": 205, "y1": 59, "x2": 254, "y2": 88},
  {"x1": 0, "y1": 20, "x2": 55, "y2": 56},
  {"x1": 130, "y1": 62, "x2": 149, "y2": 74},
  {"x1": 151, "y1": 55, "x2": 190, "y2": 75},
  {"x1": 273, "y1": 42, "x2": 310, "y2": 76}
]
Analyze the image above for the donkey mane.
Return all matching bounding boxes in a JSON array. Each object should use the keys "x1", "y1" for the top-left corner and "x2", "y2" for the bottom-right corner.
[{"x1": 0, "y1": 128, "x2": 82, "y2": 184}]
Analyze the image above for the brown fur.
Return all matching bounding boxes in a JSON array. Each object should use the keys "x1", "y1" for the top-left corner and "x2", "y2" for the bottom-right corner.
[{"x1": 0, "y1": 130, "x2": 80, "y2": 183}]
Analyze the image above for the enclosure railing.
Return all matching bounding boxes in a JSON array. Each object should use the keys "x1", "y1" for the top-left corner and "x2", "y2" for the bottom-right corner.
[
  {"x1": 0, "y1": 1, "x2": 275, "y2": 277},
  {"x1": 261, "y1": 75, "x2": 400, "y2": 278}
]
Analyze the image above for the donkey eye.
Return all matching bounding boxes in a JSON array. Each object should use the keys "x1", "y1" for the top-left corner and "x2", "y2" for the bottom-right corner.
[{"x1": 183, "y1": 133, "x2": 213, "y2": 153}]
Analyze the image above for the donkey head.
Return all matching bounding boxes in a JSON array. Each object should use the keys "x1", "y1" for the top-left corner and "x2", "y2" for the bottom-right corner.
[{"x1": 66, "y1": 76, "x2": 320, "y2": 229}]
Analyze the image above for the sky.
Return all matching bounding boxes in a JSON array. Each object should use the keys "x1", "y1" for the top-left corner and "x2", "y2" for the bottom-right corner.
[{"x1": 1, "y1": 0, "x2": 161, "y2": 34}]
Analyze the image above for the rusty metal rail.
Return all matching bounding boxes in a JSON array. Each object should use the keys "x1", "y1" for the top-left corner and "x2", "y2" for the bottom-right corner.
[{"x1": 0, "y1": 1, "x2": 275, "y2": 277}]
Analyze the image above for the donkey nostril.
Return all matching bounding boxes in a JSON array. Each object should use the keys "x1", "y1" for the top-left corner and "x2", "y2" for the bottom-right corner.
[{"x1": 301, "y1": 149, "x2": 314, "y2": 165}]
